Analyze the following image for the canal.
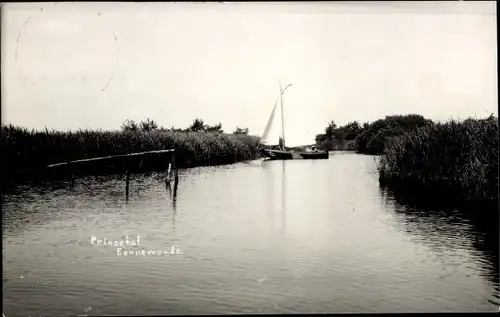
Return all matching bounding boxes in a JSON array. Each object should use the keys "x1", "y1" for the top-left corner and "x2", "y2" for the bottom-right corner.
[{"x1": 2, "y1": 152, "x2": 498, "y2": 315}]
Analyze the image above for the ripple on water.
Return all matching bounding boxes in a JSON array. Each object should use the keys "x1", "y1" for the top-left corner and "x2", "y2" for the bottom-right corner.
[{"x1": 2, "y1": 155, "x2": 498, "y2": 314}]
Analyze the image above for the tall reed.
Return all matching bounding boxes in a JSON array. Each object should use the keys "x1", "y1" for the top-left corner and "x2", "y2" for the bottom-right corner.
[
  {"x1": 1, "y1": 125, "x2": 261, "y2": 183},
  {"x1": 378, "y1": 115, "x2": 498, "y2": 203}
]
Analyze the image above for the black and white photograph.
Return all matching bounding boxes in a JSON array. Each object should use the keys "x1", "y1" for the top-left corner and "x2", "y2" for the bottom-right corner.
[{"x1": 1, "y1": 1, "x2": 498, "y2": 315}]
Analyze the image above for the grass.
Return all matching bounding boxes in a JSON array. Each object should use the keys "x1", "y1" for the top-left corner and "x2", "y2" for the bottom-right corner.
[
  {"x1": 378, "y1": 115, "x2": 498, "y2": 205},
  {"x1": 1, "y1": 124, "x2": 261, "y2": 184}
]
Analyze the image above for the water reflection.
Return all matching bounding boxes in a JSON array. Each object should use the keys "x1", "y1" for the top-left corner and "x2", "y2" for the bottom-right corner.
[
  {"x1": 281, "y1": 160, "x2": 286, "y2": 234},
  {"x1": 380, "y1": 183, "x2": 499, "y2": 304},
  {"x1": 166, "y1": 177, "x2": 179, "y2": 232},
  {"x1": 261, "y1": 159, "x2": 287, "y2": 234},
  {"x1": 264, "y1": 160, "x2": 275, "y2": 229},
  {"x1": 3, "y1": 154, "x2": 498, "y2": 315}
]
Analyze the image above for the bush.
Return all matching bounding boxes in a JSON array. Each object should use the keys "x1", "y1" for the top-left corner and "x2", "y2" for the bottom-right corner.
[{"x1": 354, "y1": 114, "x2": 433, "y2": 154}]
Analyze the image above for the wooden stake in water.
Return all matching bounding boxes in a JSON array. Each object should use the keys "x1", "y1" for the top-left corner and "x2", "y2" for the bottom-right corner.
[
  {"x1": 43, "y1": 149, "x2": 177, "y2": 197},
  {"x1": 165, "y1": 162, "x2": 172, "y2": 186}
]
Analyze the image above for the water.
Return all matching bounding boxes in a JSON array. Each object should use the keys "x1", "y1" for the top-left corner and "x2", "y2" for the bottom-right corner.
[{"x1": 2, "y1": 152, "x2": 498, "y2": 316}]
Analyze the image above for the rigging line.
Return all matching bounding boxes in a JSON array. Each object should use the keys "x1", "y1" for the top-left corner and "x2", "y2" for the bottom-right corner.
[{"x1": 100, "y1": 75, "x2": 115, "y2": 93}]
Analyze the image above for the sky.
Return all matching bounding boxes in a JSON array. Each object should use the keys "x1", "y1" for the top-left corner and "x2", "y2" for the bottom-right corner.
[{"x1": 1, "y1": 1, "x2": 497, "y2": 145}]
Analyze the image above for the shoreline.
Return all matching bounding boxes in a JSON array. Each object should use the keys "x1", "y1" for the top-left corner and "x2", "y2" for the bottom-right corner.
[
  {"x1": 1, "y1": 125, "x2": 261, "y2": 188},
  {"x1": 316, "y1": 115, "x2": 498, "y2": 205},
  {"x1": 2, "y1": 114, "x2": 498, "y2": 207}
]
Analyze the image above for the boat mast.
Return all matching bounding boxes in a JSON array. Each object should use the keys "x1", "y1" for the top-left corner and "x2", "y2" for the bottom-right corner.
[{"x1": 279, "y1": 81, "x2": 292, "y2": 150}]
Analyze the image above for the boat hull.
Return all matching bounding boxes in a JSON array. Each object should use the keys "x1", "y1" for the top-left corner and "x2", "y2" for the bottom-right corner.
[
  {"x1": 260, "y1": 149, "x2": 294, "y2": 160},
  {"x1": 260, "y1": 149, "x2": 329, "y2": 160},
  {"x1": 299, "y1": 151, "x2": 329, "y2": 159}
]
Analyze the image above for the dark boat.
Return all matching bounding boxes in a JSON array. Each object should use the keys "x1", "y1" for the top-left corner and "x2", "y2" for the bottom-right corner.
[
  {"x1": 260, "y1": 149, "x2": 294, "y2": 160},
  {"x1": 260, "y1": 147, "x2": 328, "y2": 160},
  {"x1": 258, "y1": 82, "x2": 329, "y2": 160},
  {"x1": 299, "y1": 150, "x2": 329, "y2": 159}
]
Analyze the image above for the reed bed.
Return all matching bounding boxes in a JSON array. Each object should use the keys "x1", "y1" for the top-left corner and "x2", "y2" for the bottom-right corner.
[
  {"x1": 378, "y1": 115, "x2": 498, "y2": 204},
  {"x1": 1, "y1": 125, "x2": 260, "y2": 183}
]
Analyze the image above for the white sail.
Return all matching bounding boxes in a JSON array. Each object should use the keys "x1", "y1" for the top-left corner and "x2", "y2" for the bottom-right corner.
[
  {"x1": 259, "y1": 97, "x2": 281, "y2": 146},
  {"x1": 260, "y1": 82, "x2": 315, "y2": 148}
]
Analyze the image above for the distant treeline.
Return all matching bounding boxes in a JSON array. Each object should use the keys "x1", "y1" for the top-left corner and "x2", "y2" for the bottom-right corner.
[
  {"x1": 315, "y1": 114, "x2": 433, "y2": 154},
  {"x1": 121, "y1": 117, "x2": 250, "y2": 135},
  {"x1": 1, "y1": 118, "x2": 259, "y2": 185},
  {"x1": 3, "y1": 114, "x2": 498, "y2": 205},
  {"x1": 316, "y1": 114, "x2": 498, "y2": 204}
]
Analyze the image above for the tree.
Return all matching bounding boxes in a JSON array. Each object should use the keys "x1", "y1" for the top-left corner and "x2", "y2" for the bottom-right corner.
[
  {"x1": 121, "y1": 119, "x2": 139, "y2": 132},
  {"x1": 325, "y1": 121, "x2": 337, "y2": 139},
  {"x1": 187, "y1": 118, "x2": 224, "y2": 133},
  {"x1": 315, "y1": 134, "x2": 326, "y2": 144},
  {"x1": 205, "y1": 123, "x2": 224, "y2": 133},
  {"x1": 139, "y1": 118, "x2": 158, "y2": 132},
  {"x1": 233, "y1": 127, "x2": 249, "y2": 135},
  {"x1": 354, "y1": 114, "x2": 433, "y2": 154},
  {"x1": 343, "y1": 121, "x2": 362, "y2": 140},
  {"x1": 188, "y1": 118, "x2": 206, "y2": 132}
]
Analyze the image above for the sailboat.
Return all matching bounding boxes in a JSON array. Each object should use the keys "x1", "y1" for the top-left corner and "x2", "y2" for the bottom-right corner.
[{"x1": 258, "y1": 82, "x2": 329, "y2": 160}]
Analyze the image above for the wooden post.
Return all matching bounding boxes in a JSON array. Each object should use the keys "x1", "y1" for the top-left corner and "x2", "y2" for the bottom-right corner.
[
  {"x1": 71, "y1": 173, "x2": 75, "y2": 187},
  {"x1": 125, "y1": 168, "x2": 130, "y2": 197},
  {"x1": 169, "y1": 156, "x2": 174, "y2": 180},
  {"x1": 165, "y1": 162, "x2": 172, "y2": 186}
]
